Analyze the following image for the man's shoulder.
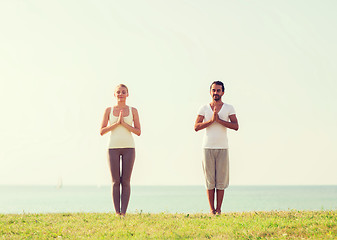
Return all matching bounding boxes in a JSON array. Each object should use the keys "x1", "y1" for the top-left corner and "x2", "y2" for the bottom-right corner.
[
  {"x1": 200, "y1": 104, "x2": 209, "y2": 108},
  {"x1": 197, "y1": 104, "x2": 210, "y2": 115},
  {"x1": 222, "y1": 102, "x2": 236, "y2": 114},
  {"x1": 200, "y1": 104, "x2": 211, "y2": 110},
  {"x1": 222, "y1": 102, "x2": 234, "y2": 108}
]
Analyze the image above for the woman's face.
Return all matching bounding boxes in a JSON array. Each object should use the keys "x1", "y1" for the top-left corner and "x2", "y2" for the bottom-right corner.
[{"x1": 114, "y1": 86, "x2": 129, "y2": 101}]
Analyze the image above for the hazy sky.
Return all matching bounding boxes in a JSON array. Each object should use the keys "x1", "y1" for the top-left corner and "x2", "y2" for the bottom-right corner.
[{"x1": 1, "y1": 0, "x2": 336, "y2": 186}]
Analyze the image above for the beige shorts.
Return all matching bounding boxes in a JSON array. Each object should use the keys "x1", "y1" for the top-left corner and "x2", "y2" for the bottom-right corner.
[{"x1": 202, "y1": 149, "x2": 229, "y2": 190}]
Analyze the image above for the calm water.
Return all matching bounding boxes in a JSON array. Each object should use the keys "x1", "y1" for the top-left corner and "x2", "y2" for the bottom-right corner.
[{"x1": 0, "y1": 185, "x2": 336, "y2": 214}]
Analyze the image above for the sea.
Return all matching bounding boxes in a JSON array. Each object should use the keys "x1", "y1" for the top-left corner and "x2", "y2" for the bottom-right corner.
[{"x1": 1, "y1": 185, "x2": 336, "y2": 214}]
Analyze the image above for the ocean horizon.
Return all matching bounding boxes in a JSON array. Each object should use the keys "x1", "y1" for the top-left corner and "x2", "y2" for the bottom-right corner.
[{"x1": 1, "y1": 185, "x2": 336, "y2": 214}]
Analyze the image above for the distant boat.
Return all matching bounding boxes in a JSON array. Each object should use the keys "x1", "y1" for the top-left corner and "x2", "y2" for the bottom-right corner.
[{"x1": 57, "y1": 177, "x2": 63, "y2": 189}]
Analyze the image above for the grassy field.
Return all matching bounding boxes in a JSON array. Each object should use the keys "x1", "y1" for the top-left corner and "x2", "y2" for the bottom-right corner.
[{"x1": 1, "y1": 211, "x2": 336, "y2": 239}]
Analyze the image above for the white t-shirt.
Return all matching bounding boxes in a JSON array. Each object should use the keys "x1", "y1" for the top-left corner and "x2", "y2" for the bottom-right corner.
[{"x1": 198, "y1": 103, "x2": 236, "y2": 149}]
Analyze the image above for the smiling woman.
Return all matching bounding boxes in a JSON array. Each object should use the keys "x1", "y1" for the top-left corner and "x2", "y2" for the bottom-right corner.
[{"x1": 100, "y1": 84, "x2": 141, "y2": 216}]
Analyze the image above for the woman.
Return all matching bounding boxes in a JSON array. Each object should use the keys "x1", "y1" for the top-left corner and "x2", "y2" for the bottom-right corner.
[{"x1": 100, "y1": 84, "x2": 141, "y2": 216}]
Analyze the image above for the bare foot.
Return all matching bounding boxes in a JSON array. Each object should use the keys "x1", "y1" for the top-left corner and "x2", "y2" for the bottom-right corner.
[
  {"x1": 215, "y1": 210, "x2": 221, "y2": 215},
  {"x1": 210, "y1": 209, "x2": 216, "y2": 215}
]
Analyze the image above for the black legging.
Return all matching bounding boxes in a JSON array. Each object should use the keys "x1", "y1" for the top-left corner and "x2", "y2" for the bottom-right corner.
[{"x1": 108, "y1": 148, "x2": 135, "y2": 214}]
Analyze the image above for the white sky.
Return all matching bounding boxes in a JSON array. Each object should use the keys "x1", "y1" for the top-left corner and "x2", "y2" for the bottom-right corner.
[{"x1": 1, "y1": 0, "x2": 337, "y2": 186}]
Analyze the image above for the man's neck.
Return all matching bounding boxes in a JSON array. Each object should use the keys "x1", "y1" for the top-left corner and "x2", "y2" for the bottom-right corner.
[{"x1": 210, "y1": 100, "x2": 223, "y2": 106}]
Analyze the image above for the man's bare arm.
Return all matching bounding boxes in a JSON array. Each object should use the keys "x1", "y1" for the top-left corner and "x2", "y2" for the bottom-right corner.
[
  {"x1": 216, "y1": 114, "x2": 239, "y2": 131},
  {"x1": 194, "y1": 115, "x2": 214, "y2": 132}
]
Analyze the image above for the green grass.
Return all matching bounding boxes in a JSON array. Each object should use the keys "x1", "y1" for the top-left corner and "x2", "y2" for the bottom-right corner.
[{"x1": 1, "y1": 211, "x2": 336, "y2": 239}]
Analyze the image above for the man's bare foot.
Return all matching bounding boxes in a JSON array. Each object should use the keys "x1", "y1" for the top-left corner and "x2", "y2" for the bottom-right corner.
[
  {"x1": 215, "y1": 210, "x2": 221, "y2": 215},
  {"x1": 210, "y1": 209, "x2": 216, "y2": 215},
  {"x1": 120, "y1": 213, "x2": 126, "y2": 217}
]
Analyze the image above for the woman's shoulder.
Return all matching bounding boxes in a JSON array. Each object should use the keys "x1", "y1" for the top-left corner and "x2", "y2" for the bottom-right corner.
[
  {"x1": 105, "y1": 107, "x2": 112, "y2": 114},
  {"x1": 130, "y1": 106, "x2": 138, "y2": 113},
  {"x1": 131, "y1": 106, "x2": 139, "y2": 114}
]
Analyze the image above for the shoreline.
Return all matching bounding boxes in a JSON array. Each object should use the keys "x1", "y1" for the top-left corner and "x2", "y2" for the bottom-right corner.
[{"x1": 1, "y1": 209, "x2": 337, "y2": 215}]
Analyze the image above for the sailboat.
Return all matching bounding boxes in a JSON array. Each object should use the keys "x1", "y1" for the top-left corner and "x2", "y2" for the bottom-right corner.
[{"x1": 56, "y1": 177, "x2": 63, "y2": 189}]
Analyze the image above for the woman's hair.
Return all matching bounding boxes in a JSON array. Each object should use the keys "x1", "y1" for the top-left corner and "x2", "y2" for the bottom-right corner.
[{"x1": 115, "y1": 84, "x2": 128, "y2": 92}]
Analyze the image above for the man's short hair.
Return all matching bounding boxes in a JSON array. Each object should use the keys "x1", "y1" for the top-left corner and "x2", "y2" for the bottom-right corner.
[{"x1": 210, "y1": 81, "x2": 225, "y2": 92}]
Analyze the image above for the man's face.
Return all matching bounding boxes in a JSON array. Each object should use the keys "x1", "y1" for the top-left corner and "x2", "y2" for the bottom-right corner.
[{"x1": 210, "y1": 84, "x2": 224, "y2": 101}]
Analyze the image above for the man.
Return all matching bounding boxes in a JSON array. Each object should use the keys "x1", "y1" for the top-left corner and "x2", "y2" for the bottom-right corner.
[{"x1": 194, "y1": 81, "x2": 239, "y2": 215}]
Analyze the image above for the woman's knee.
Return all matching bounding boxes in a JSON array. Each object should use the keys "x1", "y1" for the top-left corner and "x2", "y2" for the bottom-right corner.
[
  {"x1": 120, "y1": 178, "x2": 130, "y2": 187},
  {"x1": 112, "y1": 177, "x2": 121, "y2": 186}
]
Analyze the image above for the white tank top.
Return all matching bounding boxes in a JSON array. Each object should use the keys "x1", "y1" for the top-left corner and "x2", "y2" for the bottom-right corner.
[{"x1": 108, "y1": 106, "x2": 135, "y2": 149}]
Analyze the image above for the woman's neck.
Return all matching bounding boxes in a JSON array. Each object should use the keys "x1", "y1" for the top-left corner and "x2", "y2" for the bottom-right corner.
[{"x1": 116, "y1": 101, "x2": 127, "y2": 108}]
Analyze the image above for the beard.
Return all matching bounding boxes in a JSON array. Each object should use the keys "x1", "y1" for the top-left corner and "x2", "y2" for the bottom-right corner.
[{"x1": 213, "y1": 94, "x2": 220, "y2": 101}]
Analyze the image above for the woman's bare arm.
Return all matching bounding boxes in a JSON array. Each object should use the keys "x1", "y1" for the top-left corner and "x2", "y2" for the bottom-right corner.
[
  {"x1": 100, "y1": 107, "x2": 120, "y2": 136},
  {"x1": 120, "y1": 107, "x2": 141, "y2": 136}
]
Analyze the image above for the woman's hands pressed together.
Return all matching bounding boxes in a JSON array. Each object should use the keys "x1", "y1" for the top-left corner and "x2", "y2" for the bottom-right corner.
[{"x1": 117, "y1": 109, "x2": 124, "y2": 124}]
